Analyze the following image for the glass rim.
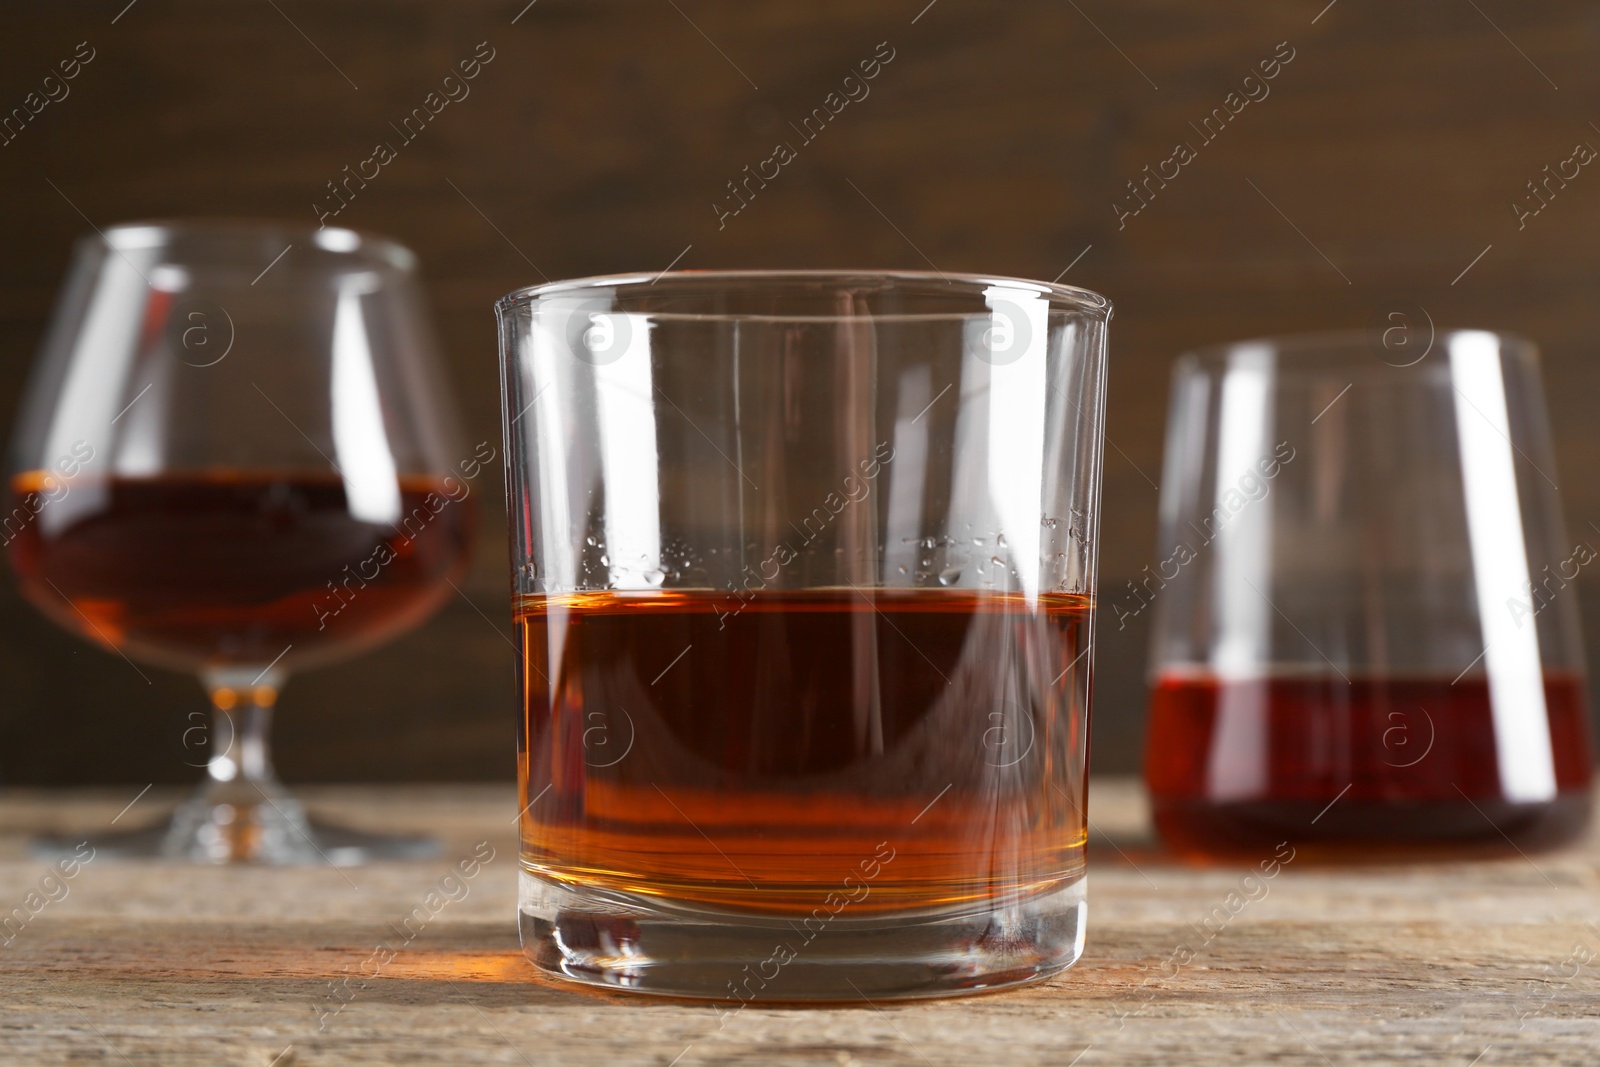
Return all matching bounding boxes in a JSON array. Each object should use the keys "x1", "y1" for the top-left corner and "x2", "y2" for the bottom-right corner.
[
  {"x1": 87, "y1": 219, "x2": 418, "y2": 271},
  {"x1": 1175, "y1": 328, "x2": 1537, "y2": 373},
  {"x1": 493, "y1": 269, "x2": 1113, "y2": 319}
]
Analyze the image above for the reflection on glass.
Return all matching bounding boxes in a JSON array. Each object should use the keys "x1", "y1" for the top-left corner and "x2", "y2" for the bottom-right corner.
[{"x1": 1448, "y1": 331, "x2": 1555, "y2": 801}]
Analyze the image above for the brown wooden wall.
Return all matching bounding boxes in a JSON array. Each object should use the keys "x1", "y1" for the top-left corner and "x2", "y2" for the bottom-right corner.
[{"x1": 2, "y1": 1, "x2": 1598, "y2": 783}]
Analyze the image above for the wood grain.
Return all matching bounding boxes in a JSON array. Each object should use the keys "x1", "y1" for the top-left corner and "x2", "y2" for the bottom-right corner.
[
  {"x1": 1, "y1": 781, "x2": 1596, "y2": 1065},
  {"x1": 1, "y1": 3, "x2": 1599, "y2": 780}
]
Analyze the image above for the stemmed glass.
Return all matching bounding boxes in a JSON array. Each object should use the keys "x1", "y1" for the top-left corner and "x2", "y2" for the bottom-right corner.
[{"x1": 6, "y1": 221, "x2": 474, "y2": 864}]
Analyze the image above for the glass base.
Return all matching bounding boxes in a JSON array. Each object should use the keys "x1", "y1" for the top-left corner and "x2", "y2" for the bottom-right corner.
[
  {"x1": 1151, "y1": 789, "x2": 1593, "y2": 861},
  {"x1": 517, "y1": 868, "x2": 1086, "y2": 1002},
  {"x1": 31, "y1": 791, "x2": 440, "y2": 865}
]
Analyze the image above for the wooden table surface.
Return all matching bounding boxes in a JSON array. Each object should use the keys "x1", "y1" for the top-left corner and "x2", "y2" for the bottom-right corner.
[{"x1": 1, "y1": 780, "x2": 1596, "y2": 1066}]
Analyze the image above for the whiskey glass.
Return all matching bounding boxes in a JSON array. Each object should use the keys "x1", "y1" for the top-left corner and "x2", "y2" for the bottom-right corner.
[
  {"x1": 499, "y1": 270, "x2": 1110, "y2": 1000},
  {"x1": 1144, "y1": 330, "x2": 1594, "y2": 859},
  {"x1": 7, "y1": 221, "x2": 474, "y2": 863}
]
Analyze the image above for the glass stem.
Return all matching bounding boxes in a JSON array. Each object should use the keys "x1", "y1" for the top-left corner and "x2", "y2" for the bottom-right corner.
[{"x1": 202, "y1": 668, "x2": 286, "y2": 805}]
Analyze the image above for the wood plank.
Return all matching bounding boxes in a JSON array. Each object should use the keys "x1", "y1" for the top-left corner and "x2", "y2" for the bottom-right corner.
[{"x1": 1, "y1": 782, "x2": 1595, "y2": 1065}]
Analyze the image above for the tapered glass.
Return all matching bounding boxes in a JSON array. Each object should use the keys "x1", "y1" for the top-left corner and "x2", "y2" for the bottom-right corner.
[
  {"x1": 499, "y1": 270, "x2": 1110, "y2": 1000},
  {"x1": 1143, "y1": 330, "x2": 1594, "y2": 859},
  {"x1": 6, "y1": 221, "x2": 474, "y2": 863}
]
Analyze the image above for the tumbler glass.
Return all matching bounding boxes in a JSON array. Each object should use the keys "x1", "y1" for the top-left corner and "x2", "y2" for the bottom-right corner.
[
  {"x1": 1143, "y1": 330, "x2": 1594, "y2": 859},
  {"x1": 498, "y1": 270, "x2": 1110, "y2": 1000}
]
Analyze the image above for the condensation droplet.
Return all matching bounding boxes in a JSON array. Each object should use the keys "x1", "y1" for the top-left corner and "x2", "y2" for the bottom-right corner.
[
  {"x1": 585, "y1": 536, "x2": 597, "y2": 547},
  {"x1": 599, "y1": 554, "x2": 610, "y2": 566},
  {"x1": 643, "y1": 568, "x2": 665, "y2": 586},
  {"x1": 938, "y1": 567, "x2": 961, "y2": 586}
]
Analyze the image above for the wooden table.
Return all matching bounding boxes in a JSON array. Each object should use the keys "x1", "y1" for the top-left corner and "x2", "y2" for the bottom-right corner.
[{"x1": 1, "y1": 781, "x2": 1596, "y2": 1065}]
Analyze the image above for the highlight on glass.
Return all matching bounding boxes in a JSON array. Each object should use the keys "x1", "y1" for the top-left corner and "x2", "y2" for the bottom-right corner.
[
  {"x1": 1143, "y1": 329, "x2": 1594, "y2": 859},
  {"x1": 6, "y1": 221, "x2": 473, "y2": 864},
  {"x1": 498, "y1": 270, "x2": 1110, "y2": 999}
]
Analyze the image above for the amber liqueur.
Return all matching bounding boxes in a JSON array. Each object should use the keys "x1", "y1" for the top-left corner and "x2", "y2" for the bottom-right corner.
[
  {"x1": 1146, "y1": 670, "x2": 1595, "y2": 858},
  {"x1": 514, "y1": 588, "x2": 1093, "y2": 913},
  {"x1": 6, "y1": 469, "x2": 473, "y2": 672}
]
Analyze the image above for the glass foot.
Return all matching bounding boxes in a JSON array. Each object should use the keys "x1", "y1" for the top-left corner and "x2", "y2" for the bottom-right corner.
[
  {"x1": 31, "y1": 792, "x2": 440, "y2": 865},
  {"x1": 518, "y1": 868, "x2": 1087, "y2": 1002}
]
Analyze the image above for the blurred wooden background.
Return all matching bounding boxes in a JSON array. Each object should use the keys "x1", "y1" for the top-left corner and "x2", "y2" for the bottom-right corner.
[{"x1": 2, "y1": 0, "x2": 1598, "y2": 783}]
